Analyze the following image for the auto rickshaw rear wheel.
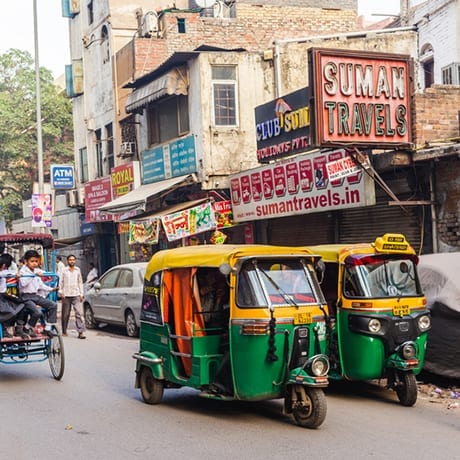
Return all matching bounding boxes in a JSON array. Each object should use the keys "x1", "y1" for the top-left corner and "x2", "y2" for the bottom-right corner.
[
  {"x1": 140, "y1": 366, "x2": 164, "y2": 404},
  {"x1": 395, "y1": 371, "x2": 417, "y2": 407},
  {"x1": 291, "y1": 386, "x2": 327, "y2": 429}
]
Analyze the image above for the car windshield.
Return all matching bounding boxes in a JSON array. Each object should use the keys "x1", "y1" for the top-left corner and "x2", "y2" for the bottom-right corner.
[
  {"x1": 236, "y1": 258, "x2": 321, "y2": 307},
  {"x1": 343, "y1": 254, "x2": 423, "y2": 298}
]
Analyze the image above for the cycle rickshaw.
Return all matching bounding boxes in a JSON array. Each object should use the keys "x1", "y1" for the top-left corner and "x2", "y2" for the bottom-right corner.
[{"x1": 0, "y1": 233, "x2": 64, "y2": 380}]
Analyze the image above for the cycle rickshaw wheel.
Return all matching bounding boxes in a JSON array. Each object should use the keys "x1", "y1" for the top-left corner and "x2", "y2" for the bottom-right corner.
[{"x1": 48, "y1": 333, "x2": 65, "y2": 380}]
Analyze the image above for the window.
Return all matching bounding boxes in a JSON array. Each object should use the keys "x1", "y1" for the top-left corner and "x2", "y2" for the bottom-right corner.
[
  {"x1": 442, "y1": 63, "x2": 460, "y2": 85},
  {"x1": 423, "y1": 59, "x2": 434, "y2": 88},
  {"x1": 101, "y1": 25, "x2": 110, "y2": 64},
  {"x1": 79, "y1": 147, "x2": 88, "y2": 182},
  {"x1": 87, "y1": 0, "x2": 94, "y2": 25},
  {"x1": 147, "y1": 95, "x2": 189, "y2": 146},
  {"x1": 95, "y1": 129, "x2": 103, "y2": 177},
  {"x1": 105, "y1": 123, "x2": 114, "y2": 173},
  {"x1": 212, "y1": 65, "x2": 238, "y2": 126},
  {"x1": 100, "y1": 269, "x2": 119, "y2": 289},
  {"x1": 117, "y1": 269, "x2": 133, "y2": 288}
]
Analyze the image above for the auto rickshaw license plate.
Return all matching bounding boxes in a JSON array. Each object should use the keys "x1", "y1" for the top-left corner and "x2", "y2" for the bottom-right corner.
[
  {"x1": 393, "y1": 305, "x2": 410, "y2": 317},
  {"x1": 294, "y1": 312, "x2": 312, "y2": 324}
]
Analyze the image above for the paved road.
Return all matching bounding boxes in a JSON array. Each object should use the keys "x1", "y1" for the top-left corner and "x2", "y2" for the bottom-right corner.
[{"x1": 0, "y1": 328, "x2": 458, "y2": 460}]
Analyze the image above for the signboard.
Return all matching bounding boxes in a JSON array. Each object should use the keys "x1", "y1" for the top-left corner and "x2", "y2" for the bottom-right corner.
[
  {"x1": 230, "y1": 149, "x2": 375, "y2": 223},
  {"x1": 255, "y1": 87, "x2": 311, "y2": 163},
  {"x1": 51, "y1": 164, "x2": 75, "y2": 190},
  {"x1": 142, "y1": 135, "x2": 197, "y2": 184},
  {"x1": 84, "y1": 177, "x2": 113, "y2": 222},
  {"x1": 326, "y1": 151, "x2": 370, "y2": 181},
  {"x1": 111, "y1": 162, "x2": 140, "y2": 199},
  {"x1": 309, "y1": 48, "x2": 412, "y2": 147}
]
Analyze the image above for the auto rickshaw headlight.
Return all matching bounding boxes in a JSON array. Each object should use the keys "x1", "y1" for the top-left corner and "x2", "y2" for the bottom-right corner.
[
  {"x1": 417, "y1": 314, "x2": 431, "y2": 332},
  {"x1": 401, "y1": 342, "x2": 416, "y2": 359},
  {"x1": 305, "y1": 355, "x2": 330, "y2": 377},
  {"x1": 368, "y1": 318, "x2": 382, "y2": 333}
]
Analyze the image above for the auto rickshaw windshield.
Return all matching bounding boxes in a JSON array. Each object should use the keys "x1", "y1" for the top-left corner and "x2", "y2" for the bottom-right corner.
[
  {"x1": 236, "y1": 258, "x2": 321, "y2": 307},
  {"x1": 343, "y1": 254, "x2": 423, "y2": 299}
]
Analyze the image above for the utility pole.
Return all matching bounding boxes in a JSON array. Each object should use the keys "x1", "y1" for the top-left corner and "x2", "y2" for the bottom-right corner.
[{"x1": 33, "y1": 0, "x2": 44, "y2": 195}]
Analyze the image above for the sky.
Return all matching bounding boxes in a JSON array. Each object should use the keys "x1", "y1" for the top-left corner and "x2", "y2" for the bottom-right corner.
[
  {"x1": 0, "y1": 1, "x2": 403, "y2": 79},
  {"x1": 0, "y1": 0, "x2": 70, "y2": 78}
]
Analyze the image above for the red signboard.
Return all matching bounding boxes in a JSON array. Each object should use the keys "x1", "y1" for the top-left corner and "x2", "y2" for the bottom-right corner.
[
  {"x1": 310, "y1": 48, "x2": 412, "y2": 147},
  {"x1": 84, "y1": 177, "x2": 113, "y2": 222}
]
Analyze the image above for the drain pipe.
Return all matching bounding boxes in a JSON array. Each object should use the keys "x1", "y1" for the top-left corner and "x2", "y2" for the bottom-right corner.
[{"x1": 272, "y1": 25, "x2": 417, "y2": 98}]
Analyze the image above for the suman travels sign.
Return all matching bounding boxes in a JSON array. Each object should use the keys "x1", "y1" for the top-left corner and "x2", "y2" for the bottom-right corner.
[{"x1": 309, "y1": 48, "x2": 412, "y2": 148}]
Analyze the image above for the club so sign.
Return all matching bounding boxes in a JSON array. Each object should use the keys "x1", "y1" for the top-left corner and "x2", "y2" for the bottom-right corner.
[{"x1": 310, "y1": 48, "x2": 412, "y2": 147}]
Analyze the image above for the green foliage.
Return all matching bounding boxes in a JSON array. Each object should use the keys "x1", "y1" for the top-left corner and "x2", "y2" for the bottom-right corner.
[{"x1": 0, "y1": 49, "x2": 74, "y2": 225}]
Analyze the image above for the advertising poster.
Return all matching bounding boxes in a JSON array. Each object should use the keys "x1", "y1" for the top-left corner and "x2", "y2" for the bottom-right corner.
[
  {"x1": 128, "y1": 219, "x2": 160, "y2": 245},
  {"x1": 230, "y1": 149, "x2": 375, "y2": 223},
  {"x1": 31, "y1": 193, "x2": 53, "y2": 228},
  {"x1": 162, "y1": 202, "x2": 217, "y2": 242}
]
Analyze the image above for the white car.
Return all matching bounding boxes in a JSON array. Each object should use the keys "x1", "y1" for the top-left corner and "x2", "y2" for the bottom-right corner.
[{"x1": 83, "y1": 262, "x2": 147, "y2": 337}]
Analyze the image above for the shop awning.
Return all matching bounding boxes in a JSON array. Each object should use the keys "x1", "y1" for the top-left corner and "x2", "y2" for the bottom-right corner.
[
  {"x1": 126, "y1": 67, "x2": 188, "y2": 113},
  {"x1": 98, "y1": 174, "x2": 196, "y2": 214}
]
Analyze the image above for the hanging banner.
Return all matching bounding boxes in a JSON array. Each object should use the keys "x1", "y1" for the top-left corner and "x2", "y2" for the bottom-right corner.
[
  {"x1": 128, "y1": 219, "x2": 160, "y2": 245},
  {"x1": 230, "y1": 149, "x2": 375, "y2": 223},
  {"x1": 213, "y1": 200, "x2": 234, "y2": 228},
  {"x1": 162, "y1": 202, "x2": 217, "y2": 242},
  {"x1": 31, "y1": 194, "x2": 53, "y2": 228}
]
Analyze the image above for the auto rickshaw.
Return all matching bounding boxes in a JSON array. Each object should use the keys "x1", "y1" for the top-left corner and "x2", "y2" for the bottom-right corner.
[
  {"x1": 307, "y1": 234, "x2": 431, "y2": 406},
  {"x1": 133, "y1": 244, "x2": 330, "y2": 428}
]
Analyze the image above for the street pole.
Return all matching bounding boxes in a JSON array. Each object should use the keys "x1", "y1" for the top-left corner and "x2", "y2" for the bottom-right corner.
[{"x1": 33, "y1": 0, "x2": 44, "y2": 195}]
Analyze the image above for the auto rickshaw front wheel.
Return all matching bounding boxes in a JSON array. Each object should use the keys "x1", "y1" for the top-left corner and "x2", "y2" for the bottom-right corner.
[
  {"x1": 395, "y1": 371, "x2": 417, "y2": 407},
  {"x1": 291, "y1": 386, "x2": 327, "y2": 429},
  {"x1": 139, "y1": 366, "x2": 164, "y2": 404}
]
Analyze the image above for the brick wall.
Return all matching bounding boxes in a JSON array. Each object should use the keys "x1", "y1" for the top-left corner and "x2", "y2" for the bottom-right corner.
[{"x1": 413, "y1": 85, "x2": 460, "y2": 147}]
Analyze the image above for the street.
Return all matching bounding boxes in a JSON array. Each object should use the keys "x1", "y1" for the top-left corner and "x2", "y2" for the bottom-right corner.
[{"x1": 0, "y1": 328, "x2": 458, "y2": 460}]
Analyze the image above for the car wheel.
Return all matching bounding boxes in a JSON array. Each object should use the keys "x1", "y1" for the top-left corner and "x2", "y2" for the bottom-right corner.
[
  {"x1": 125, "y1": 309, "x2": 139, "y2": 337},
  {"x1": 84, "y1": 303, "x2": 97, "y2": 329}
]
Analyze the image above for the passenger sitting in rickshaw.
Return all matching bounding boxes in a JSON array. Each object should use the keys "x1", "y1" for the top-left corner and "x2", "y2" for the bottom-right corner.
[
  {"x1": 18, "y1": 249, "x2": 58, "y2": 338},
  {"x1": 0, "y1": 253, "x2": 25, "y2": 339},
  {"x1": 197, "y1": 268, "x2": 229, "y2": 330}
]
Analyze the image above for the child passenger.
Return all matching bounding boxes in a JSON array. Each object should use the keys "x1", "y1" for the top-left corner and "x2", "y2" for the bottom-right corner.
[
  {"x1": 18, "y1": 249, "x2": 58, "y2": 338},
  {"x1": 0, "y1": 253, "x2": 25, "y2": 339}
]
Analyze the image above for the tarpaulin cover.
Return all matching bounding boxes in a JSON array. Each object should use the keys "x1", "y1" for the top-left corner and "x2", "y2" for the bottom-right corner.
[{"x1": 418, "y1": 253, "x2": 460, "y2": 379}]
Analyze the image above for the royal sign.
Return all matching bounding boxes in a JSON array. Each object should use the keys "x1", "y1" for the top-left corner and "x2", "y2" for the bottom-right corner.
[{"x1": 309, "y1": 48, "x2": 412, "y2": 148}]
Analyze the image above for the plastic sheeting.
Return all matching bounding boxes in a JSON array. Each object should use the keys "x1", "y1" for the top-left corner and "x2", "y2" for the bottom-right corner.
[{"x1": 418, "y1": 253, "x2": 460, "y2": 379}]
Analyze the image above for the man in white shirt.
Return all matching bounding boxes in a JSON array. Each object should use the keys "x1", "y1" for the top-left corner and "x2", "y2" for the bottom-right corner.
[{"x1": 58, "y1": 255, "x2": 86, "y2": 339}]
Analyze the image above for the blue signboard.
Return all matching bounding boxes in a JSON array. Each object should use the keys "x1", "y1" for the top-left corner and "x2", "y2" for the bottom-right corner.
[
  {"x1": 142, "y1": 135, "x2": 197, "y2": 184},
  {"x1": 51, "y1": 164, "x2": 75, "y2": 189}
]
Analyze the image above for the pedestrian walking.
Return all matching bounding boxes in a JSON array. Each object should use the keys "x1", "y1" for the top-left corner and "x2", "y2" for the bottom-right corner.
[
  {"x1": 56, "y1": 255, "x2": 66, "y2": 280},
  {"x1": 58, "y1": 254, "x2": 86, "y2": 339}
]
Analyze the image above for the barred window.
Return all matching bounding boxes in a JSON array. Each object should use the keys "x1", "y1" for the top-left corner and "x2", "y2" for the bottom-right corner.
[{"x1": 212, "y1": 65, "x2": 238, "y2": 127}]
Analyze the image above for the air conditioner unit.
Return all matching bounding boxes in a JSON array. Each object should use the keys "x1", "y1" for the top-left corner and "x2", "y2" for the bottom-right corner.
[
  {"x1": 142, "y1": 11, "x2": 158, "y2": 37},
  {"x1": 77, "y1": 187, "x2": 85, "y2": 206},
  {"x1": 120, "y1": 142, "x2": 136, "y2": 157},
  {"x1": 65, "y1": 189, "x2": 79, "y2": 208}
]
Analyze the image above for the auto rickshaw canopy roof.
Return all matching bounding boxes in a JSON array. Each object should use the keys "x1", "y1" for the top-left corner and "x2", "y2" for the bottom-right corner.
[
  {"x1": 308, "y1": 234, "x2": 416, "y2": 264},
  {"x1": 146, "y1": 244, "x2": 316, "y2": 277}
]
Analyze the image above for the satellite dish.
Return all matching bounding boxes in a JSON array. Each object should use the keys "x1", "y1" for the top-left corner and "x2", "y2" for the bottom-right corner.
[{"x1": 195, "y1": 0, "x2": 216, "y2": 8}]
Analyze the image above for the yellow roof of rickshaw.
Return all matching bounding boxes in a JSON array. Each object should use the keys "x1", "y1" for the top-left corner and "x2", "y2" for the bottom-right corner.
[
  {"x1": 146, "y1": 244, "x2": 316, "y2": 274},
  {"x1": 308, "y1": 234, "x2": 416, "y2": 263}
]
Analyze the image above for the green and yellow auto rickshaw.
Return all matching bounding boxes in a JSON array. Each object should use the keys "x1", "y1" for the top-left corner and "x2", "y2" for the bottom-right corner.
[
  {"x1": 133, "y1": 244, "x2": 330, "y2": 428},
  {"x1": 308, "y1": 234, "x2": 431, "y2": 406}
]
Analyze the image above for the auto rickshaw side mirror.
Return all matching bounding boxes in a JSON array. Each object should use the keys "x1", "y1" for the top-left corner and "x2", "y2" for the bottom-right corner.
[
  {"x1": 315, "y1": 260, "x2": 326, "y2": 284},
  {"x1": 219, "y1": 263, "x2": 236, "y2": 276}
]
